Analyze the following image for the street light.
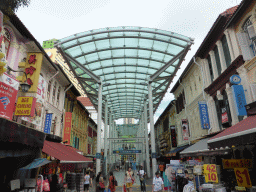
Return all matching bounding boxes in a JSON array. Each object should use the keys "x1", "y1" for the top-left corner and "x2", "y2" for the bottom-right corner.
[{"x1": 7, "y1": 66, "x2": 31, "y2": 93}]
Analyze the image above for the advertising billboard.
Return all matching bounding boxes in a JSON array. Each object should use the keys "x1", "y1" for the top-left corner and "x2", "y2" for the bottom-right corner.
[
  {"x1": 181, "y1": 119, "x2": 190, "y2": 140},
  {"x1": 15, "y1": 97, "x2": 36, "y2": 116},
  {"x1": 63, "y1": 112, "x2": 72, "y2": 145}
]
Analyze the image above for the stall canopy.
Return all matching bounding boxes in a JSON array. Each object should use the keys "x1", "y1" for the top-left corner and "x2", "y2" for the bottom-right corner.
[
  {"x1": 208, "y1": 115, "x2": 256, "y2": 149},
  {"x1": 42, "y1": 141, "x2": 92, "y2": 163},
  {"x1": 180, "y1": 138, "x2": 209, "y2": 157},
  {"x1": 20, "y1": 158, "x2": 51, "y2": 169},
  {"x1": 166, "y1": 145, "x2": 189, "y2": 156}
]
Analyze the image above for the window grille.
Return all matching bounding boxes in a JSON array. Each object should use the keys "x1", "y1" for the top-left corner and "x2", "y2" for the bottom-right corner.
[
  {"x1": 207, "y1": 55, "x2": 214, "y2": 82},
  {"x1": 242, "y1": 16, "x2": 256, "y2": 55},
  {"x1": 221, "y1": 35, "x2": 232, "y2": 67},
  {"x1": 214, "y1": 46, "x2": 222, "y2": 76}
]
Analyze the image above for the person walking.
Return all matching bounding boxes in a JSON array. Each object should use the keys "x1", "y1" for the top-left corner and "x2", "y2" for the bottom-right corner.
[
  {"x1": 84, "y1": 171, "x2": 92, "y2": 192},
  {"x1": 159, "y1": 163, "x2": 164, "y2": 178},
  {"x1": 124, "y1": 167, "x2": 135, "y2": 192},
  {"x1": 108, "y1": 171, "x2": 116, "y2": 192},
  {"x1": 137, "y1": 166, "x2": 146, "y2": 192},
  {"x1": 152, "y1": 172, "x2": 164, "y2": 192},
  {"x1": 96, "y1": 172, "x2": 105, "y2": 192}
]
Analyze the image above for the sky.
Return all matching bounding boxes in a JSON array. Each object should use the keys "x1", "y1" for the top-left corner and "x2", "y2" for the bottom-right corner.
[{"x1": 16, "y1": 0, "x2": 242, "y2": 125}]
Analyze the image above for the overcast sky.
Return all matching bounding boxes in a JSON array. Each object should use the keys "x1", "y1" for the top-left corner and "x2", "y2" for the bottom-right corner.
[{"x1": 16, "y1": 0, "x2": 242, "y2": 124}]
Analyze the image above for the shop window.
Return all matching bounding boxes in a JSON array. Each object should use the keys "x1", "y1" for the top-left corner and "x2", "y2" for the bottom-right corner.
[
  {"x1": 3, "y1": 28, "x2": 11, "y2": 59},
  {"x1": 221, "y1": 35, "x2": 232, "y2": 67},
  {"x1": 52, "y1": 82, "x2": 57, "y2": 104},
  {"x1": 163, "y1": 117, "x2": 169, "y2": 132},
  {"x1": 51, "y1": 116, "x2": 57, "y2": 135},
  {"x1": 213, "y1": 46, "x2": 222, "y2": 76},
  {"x1": 175, "y1": 90, "x2": 186, "y2": 114},
  {"x1": 56, "y1": 86, "x2": 61, "y2": 107},
  {"x1": 88, "y1": 144, "x2": 91, "y2": 154},
  {"x1": 47, "y1": 80, "x2": 52, "y2": 100},
  {"x1": 207, "y1": 55, "x2": 214, "y2": 82},
  {"x1": 242, "y1": 16, "x2": 256, "y2": 56}
]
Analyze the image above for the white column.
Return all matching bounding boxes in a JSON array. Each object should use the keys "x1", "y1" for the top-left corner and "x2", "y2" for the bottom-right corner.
[
  {"x1": 109, "y1": 113, "x2": 113, "y2": 164},
  {"x1": 149, "y1": 82, "x2": 157, "y2": 177},
  {"x1": 202, "y1": 58, "x2": 212, "y2": 87},
  {"x1": 207, "y1": 95, "x2": 220, "y2": 132},
  {"x1": 226, "y1": 83, "x2": 239, "y2": 126},
  {"x1": 216, "y1": 40, "x2": 227, "y2": 73},
  {"x1": 96, "y1": 82, "x2": 103, "y2": 174},
  {"x1": 209, "y1": 50, "x2": 219, "y2": 80},
  {"x1": 144, "y1": 103, "x2": 151, "y2": 178},
  {"x1": 104, "y1": 101, "x2": 108, "y2": 175}
]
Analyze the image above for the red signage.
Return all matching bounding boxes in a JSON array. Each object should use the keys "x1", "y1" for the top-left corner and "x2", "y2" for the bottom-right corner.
[
  {"x1": 63, "y1": 112, "x2": 72, "y2": 145},
  {"x1": 0, "y1": 73, "x2": 19, "y2": 120}
]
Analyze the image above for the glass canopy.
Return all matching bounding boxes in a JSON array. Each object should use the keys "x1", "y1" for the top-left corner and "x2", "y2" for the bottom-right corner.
[
  {"x1": 56, "y1": 27, "x2": 193, "y2": 120},
  {"x1": 116, "y1": 124, "x2": 139, "y2": 137}
]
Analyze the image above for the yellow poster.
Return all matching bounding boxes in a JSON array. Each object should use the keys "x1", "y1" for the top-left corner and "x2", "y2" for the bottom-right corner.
[
  {"x1": 15, "y1": 97, "x2": 36, "y2": 116},
  {"x1": 203, "y1": 164, "x2": 218, "y2": 183},
  {"x1": 234, "y1": 168, "x2": 252, "y2": 188}
]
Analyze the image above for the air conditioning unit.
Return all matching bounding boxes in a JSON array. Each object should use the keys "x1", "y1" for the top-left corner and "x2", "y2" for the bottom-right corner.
[{"x1": 248, "y1": 25, "x2": 256, "y2": 39}]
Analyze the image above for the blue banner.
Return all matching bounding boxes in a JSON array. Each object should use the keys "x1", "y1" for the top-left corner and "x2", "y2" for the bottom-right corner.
[
  {"x1": 232, "y1": 85, "x2": 247, "y2": 116},
  {"x1": 198, "y1": 101, "x2": 210, "y2": 129},
  {"x1": 43, "y1": 113, "x2": 53, "y2": 134},
  {"x1": 113, "y1": 150, "x2": 141, "y2": 154}
]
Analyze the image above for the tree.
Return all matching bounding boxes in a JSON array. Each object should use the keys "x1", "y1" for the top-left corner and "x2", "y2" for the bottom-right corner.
[{"x1": 0, "y1": 0, "x2": 30, "y2": 14}]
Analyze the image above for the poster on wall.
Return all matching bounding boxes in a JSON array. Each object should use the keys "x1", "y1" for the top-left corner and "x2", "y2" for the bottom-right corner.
[
  {"x1": 181, "y1": 119, "x2": 190, "y2": 140},
  {"x1": 0, "y1": 73, "x2": 19, "y2": 120},
  {"x1": 22, "y1": 75, "x2": 47, "y2": 126},
  {"x1": 221, "y1": 107, "x2": 228, "y2": 124},
  {"x1": 198, "y1": 101, "x2": 210, "y2": 129}
]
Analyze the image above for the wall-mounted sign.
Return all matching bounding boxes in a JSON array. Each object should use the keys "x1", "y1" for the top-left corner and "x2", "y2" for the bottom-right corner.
[
  {"x1": 222, "y1": 159, "x2": 252, "y2": 169},
  {"x1": 0, "y1": 73, "x2": 19, "y2": 120},
  {"x1": 232, "y1": 85, "x2": 247, "y2": 116},
  {"x1": 203, "y1": 164, "x2": 218, "y2": 183},
  {"x1": 230, "y1": 75, "x2": 241, "y2": 85},
  {"x1": 221, "y1": 107, "x2": 229, "y2": 124},
  {"x1": 63, "y1": 112, "x2": 72, "y2": 145},
  {"x1": 234, "y1": 168, "x2": 252, "y2": 188},
  {"x1": 198, "y1": 101, "x2": 210, "y2": 129},
  {"x1": 181, "y1": 119, "x2": 190, "y2": 140},
  {"x1": 14, "y1": 97, "x2": 36, "y2": 116},
  {"x1": 44, "y1": 113, "x2": 53, "y2": 134},
  {"x1": 170, "y1": 125, "x2": 177, "y2": 147},
  {"x1": 113, "y1": 150, "x2": 141, "y2": 154}
]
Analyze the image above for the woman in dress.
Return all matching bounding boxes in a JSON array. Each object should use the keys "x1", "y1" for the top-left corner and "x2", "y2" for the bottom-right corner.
[
  {"x1": 96, "y1": 172, "x2": 105, "y2": 192},
  {"x1": 108, "y1": 171, "x2": 116, "y2": 192}
]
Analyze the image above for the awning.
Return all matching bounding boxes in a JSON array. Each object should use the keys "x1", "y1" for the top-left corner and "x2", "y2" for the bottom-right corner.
[
  {"x1": 20, "y1": 158, "x2": 51, "y2": 169},
  {"x1": 165, "y1": 145, "x2": 189, "y2": 156},
  {"x1": 42, "y1": 140, "x2": 92, "y2": 163},
  {"x1": 208, "y1": 115, "x2": 256, "y2": 149},
  {"x1": 180, "y1": 138, "x2": 209, "y2": 157}
]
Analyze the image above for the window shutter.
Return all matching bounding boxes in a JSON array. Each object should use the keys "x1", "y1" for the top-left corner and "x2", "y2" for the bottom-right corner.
[
  {"x1": 247, "y1": 25, "x2": 256, "y2": 39},
  {"x1": 236, "y1": 32, "x2": 254, "y2": 60},
  {"x1": 250, "y1": 84, "x2": 256, "y2": 101}
]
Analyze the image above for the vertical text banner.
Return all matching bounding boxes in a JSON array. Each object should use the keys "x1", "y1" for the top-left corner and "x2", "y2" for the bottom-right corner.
[
  {"x1": 44, "y1": 113, "x2": 53, "y2": 134},
  {"x1": 181, "y1": 119, "x2": 190, "y2": 140},
  {"x1": 23, "y1": 52, "x2": 43, "y2": 92},
  {"x1": 232, "y1": 85, "x2": 247, "y2": 116},
  {"x1": 63, "y1": 112, "x2": 72, "y2": 145},
  {"x1": 198, "y1": 101, "x2": 210, "y2": 129}
]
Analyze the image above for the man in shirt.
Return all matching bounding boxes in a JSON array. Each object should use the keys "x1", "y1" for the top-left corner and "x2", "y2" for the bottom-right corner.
[
  {"x1": 137, "y1": 166, "x2": 146, "y2": 192},
  {"x1": 159, "y1": 163, "x2": 165, "y2": 178},
  {"x1": 153, "y1": 172, "x2": 164, "y2": 192}
]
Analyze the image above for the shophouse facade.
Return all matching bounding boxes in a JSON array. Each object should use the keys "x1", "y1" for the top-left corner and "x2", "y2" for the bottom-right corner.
[{"x1": 87, "y1": 117, "x2": 98, "y2": 156}]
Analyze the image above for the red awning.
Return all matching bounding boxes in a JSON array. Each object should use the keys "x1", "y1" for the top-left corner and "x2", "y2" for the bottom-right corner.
[
  {"x1": 42, "y1": 140, "x2": 92, "y2": 163},
  {"x1": 208, "y1": 115, "x2": 256, "y2": 149}
]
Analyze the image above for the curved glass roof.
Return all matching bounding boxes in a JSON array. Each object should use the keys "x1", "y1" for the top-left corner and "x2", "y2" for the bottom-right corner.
[{"x1": 56, "y1": 27, "x2": 193, "y2": 120}]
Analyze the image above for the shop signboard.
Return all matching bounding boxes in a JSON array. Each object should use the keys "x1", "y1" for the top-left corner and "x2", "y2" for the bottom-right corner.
[
  {"x1": 234, "y1": 168, "x2": 252, "y2": 188},
  {"x1": 44, "y1": 113, "x2": 53, "y2": 134},
  {"x1": 170, "y1": 125, "x2": 177, "y2": 147},
  {"x1": 21, "y1": 75, "x2": 47, "y2": 126},
  {"x1": 232, "y1": 85, "x2": 247, "y2": 116},
  {"x1": 221, "y1": 107, "x2": 229, "y2": 124},
  {"x1": 203, "y1": 164, "x2": 218, "y2": 183},
  {"x1": 113, "y1": 150, "x2": 141, "y2": 154},
  {"x1": 63, "y1": 112, "x2": 72, "y2": 145},
  {"x1": 14, "y1": 97, "x2": 36, "y2": 116},
  {"x1": 198, "y1": 101, "x2": 210, "y2": 129},
  {"x1": 0, "y1": 73, "x2": 19, "y2": 120},
  {"x1": 222, "y1": 159, "x2": 252, "y2": 169},
  {"x1": 181, "y1": 119, "x2": 190, "y2": 140}
]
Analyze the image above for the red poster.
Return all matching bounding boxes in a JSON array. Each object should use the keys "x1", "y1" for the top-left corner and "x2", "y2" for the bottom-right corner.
[
  {"x1": 222, "y1": 111, "x2": 228, "y2": 123},
  {"x1": 0, "y1": 73, "x2": 19, "y2": 120},
  {"x1": 63, "y1": 112, "x2": 72, "y2": 145}
]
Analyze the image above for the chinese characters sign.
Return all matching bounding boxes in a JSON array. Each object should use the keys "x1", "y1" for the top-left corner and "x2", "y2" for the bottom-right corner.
[
  {"x1": 44, "y1": 113, "x2": 53, "y2": 134},
  {"x1": 23, "y1": 52, "x2": 43, "y2": 92},
  {"x1": 203, "y1": 164, "x2": 218, "y2": 183},
  {"x1": 181, "y1": 119, "x2": 190, "y2": 140},
  {"x1": 15, "y1": 97, "x2": 36, "y2": 116},
  {"x1": 63, "y1": 112, "x2": 72, "y2": 145},
  {"x1": 0, "y1": 73, "x2": 19, "y2": 120},
  {"x1": 198, "y1": 101, "x2": 210, "y2": 129}
]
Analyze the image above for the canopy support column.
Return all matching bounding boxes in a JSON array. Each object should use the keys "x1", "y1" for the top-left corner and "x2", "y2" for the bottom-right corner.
[
  {"x1": 96, "y1": 82, "x2": 103, "y2": 175},
  {"x1": 109, "y1": 113, "x2": 113, "y2": 164},
  {"x1": 104, "y1": 101, "x2": 108, "y2": 176},
  {"x1": 144, "y1": 102, "x2": 151, "y2": 178}
]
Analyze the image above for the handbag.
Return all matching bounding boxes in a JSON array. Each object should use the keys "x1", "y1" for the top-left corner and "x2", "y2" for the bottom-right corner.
[
  {"x1": 123, "y1": 184, "x2": 127, "y2": 192},
  {"x1": 43, "y1": 179, "x2": 50, "y2": 192},
  {"x1": 99, "y1": 181, "x2": 105, "y2": 189},
  {"x1": 127, "y1": 171, "x2": 135, "y2": 184}
]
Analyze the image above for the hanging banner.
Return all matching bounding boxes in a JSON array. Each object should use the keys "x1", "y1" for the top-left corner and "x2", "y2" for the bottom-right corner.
[
  {"x1": 198, "y1": 101, "x2": 210, "y2": 129},
  {"x1": 15, "y1": 97, "x2": 37, "y2": 116},
  {"x1": 21, "y1": 75, "x2": 47, "y2": 126},
  {"x1": 181, "y1": 119, "x2": 190, "y2": 140},
  {"x1": 63, "y1": 112, "x2": 72, "y2": 145},
  {"x1": 232, "y1": 85, "x2": 247, "y2": 116},
  {"x1": 0, "y1": 73, "x2": 19, "y2": 120},
  {"x1": 44, "y1": 113, "x2": 53, "y2": 134},
  {"x1": 170, "y1": 125, "x2": 177, "y2": 147}
]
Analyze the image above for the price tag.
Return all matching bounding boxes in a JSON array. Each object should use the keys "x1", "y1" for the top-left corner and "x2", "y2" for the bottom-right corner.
[
  {"x1": 234, "y1": 168, "x2": 252, "y2": 188},
  {"x1": 203, "y1": 164, "x2": 218, "y2": 183}
]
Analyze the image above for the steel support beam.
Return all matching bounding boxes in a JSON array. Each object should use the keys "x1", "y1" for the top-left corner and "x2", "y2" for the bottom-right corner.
[
  {"x1": 104, "y1": 101, "x2": 108, "y2": 175},
  {"x1": 107, "y1": 137, "x2": 145, "y2": 140},
  {"x1": 144, "y1": 102, "x2": 151, "y2": 178}
]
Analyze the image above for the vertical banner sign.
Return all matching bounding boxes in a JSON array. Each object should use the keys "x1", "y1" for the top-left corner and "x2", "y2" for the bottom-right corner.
[
  {"x1": 232, "y1": 85, "x2": 247, "y2": 116},
  {"x1": 63, "y1": 112, "x2": 72, "y2": 145},
  {"x1": 221, "y1": 107, "x2": 229, "y2": 124},
  {"x1": 234, "y1": 168, "x2": 252, "y2": 188},
  {"x1": 0, "y1": 73, "x2": 19, "y2": 120},
  {"x1": 198, "y1": 101, "x2": 210, "y2": 129},
  {"x1": 44, "y1": 113, "x2": 53, "y2": 134},
  {"x1": 181, "y1": 119, "x2": 190, "y2": 140},
  {"x1": 22, "y1": 52, "x2": 43, "y2": 92},
  {"x1": 170, "y1": 125, "x2": 177, "y2": 147},
  {"x1": 203, "y1": 164, "x2": 218, "y2": 183}
]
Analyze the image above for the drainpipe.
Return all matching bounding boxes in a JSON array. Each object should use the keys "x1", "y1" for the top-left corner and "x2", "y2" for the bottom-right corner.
[
  {"x1": 193, "y1": 57, "x2": 212, "y2": 134},
  {"x1": 178, "y1": 79, "x2": 191, "y2": 145},
  {"x1": 38, "y1": 174, "x2": 43, "y2": 192}
]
